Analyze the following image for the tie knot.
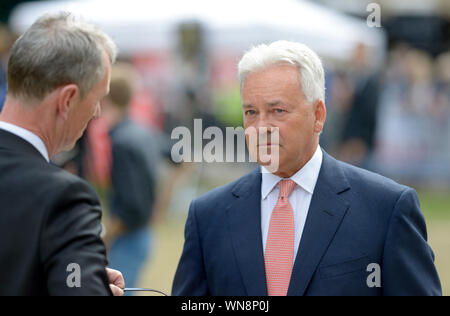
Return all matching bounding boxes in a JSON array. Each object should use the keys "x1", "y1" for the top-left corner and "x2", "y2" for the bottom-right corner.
[{"x1": 278, "y1": 179, "x2": 296, "y2": 199}]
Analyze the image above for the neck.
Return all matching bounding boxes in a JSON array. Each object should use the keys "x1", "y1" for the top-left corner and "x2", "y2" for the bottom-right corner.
[{"x1": 0, "y1": 95, "x2": 57, "y2": 158}]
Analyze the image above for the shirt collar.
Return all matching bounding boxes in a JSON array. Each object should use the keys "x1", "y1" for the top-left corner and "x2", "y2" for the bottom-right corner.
[
  {"x1": 0, "y1": 121, "x2": 50, "y2": 162},
  {"x1": 261, "y1": 145, "x2": 323, "y2": 199}
]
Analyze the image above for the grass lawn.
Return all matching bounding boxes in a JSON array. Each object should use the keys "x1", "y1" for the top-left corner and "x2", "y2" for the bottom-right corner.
[{"x1": 417, "y1": 190, "x2": 450, "y2": 296}]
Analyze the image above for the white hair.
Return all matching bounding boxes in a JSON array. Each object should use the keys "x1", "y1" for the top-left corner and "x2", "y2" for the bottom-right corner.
[{"x1": 238, "y1": 40, "x2": 325, "y2": 104}]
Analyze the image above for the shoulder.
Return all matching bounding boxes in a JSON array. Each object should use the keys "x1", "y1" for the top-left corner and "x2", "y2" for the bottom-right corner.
[
  {"x1": 37, "y1": 166, "x2": 103, "y2": 237},
  {"x1": 322, "y1": 154, "x2": 422, "y2": 236},
  {"x1": 191, "y1": 168, "x2": 259, "y2": 214},
  {"x1": 328, "y1": 156, "x2": 414, "y2": 215},
  {"x1": 110, "y1": 121, "x2": 153, "y2": 145},
  {"x1": 38, "y1": 163, "x2": 100, "y2": 205},
  {"x1": 338, "y1": 159, "x2": 409, "y2": 195}
]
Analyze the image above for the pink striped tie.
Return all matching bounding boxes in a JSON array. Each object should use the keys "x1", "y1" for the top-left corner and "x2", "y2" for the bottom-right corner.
[{"x1": 265, "y1": 179, "x2": 296, "y2": 296}]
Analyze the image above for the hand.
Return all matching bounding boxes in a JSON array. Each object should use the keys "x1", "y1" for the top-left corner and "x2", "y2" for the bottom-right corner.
[{"x1": 106, "y1": 268, "x2": 125, "y2": 296}]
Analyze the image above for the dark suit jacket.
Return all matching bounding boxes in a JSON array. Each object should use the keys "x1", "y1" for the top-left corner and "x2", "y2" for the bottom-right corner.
[
  {"x1": 172, "y1": 151, "x2": 441, "y2": 296},
  {"x1": 0, "y1": 129, "x2": 112, "y2": 295}
]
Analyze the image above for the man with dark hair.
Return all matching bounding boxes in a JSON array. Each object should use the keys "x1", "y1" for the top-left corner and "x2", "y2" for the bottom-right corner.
[{"x1": 102, "y1": 62, "x2": 171, "y2": 291}]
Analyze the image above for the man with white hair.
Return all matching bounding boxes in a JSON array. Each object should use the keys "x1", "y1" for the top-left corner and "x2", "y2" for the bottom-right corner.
[
  {"x1": 172, "y1": 41, "x2": 441, "y2": 296},
  {"x1": 0, "y1": 12, "x2": 124, "y2": 296}
]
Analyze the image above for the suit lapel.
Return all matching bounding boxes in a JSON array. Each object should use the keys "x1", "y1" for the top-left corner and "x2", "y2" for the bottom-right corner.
[
  {"x1": 226, "y1": 152, "x2": 351, "y2": 296},
  {"x1": 227, "y1": 168, "x2": 268, "y2": 296},
  {"x1": 287, "y1": 152, "x2": 351, "y2": 296}
]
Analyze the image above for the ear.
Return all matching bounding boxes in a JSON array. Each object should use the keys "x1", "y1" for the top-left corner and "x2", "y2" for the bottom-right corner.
[
  {"x1": 313, "y1": 99, "x2": 326, "y2": 133},
  {"x1": 56, "y1": 84, "x2": 79, "y2": 120}
]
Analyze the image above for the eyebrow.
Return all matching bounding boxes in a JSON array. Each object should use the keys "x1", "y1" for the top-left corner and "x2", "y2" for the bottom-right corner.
[
  {"x1": 267, "y1": 100, "x2": 283, "y2": 107},
  {"x1": 242, "y1": 100, "x2": 284, "y2": 108}
]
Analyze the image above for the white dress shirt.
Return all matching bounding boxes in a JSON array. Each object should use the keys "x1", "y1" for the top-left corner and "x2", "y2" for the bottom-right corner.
[
  {"x1": 0, "y1": 121, "x2": 50, "y2": 162},
  {"x1": 261, "y1": 145, "x2": 323, "y2": 261}
]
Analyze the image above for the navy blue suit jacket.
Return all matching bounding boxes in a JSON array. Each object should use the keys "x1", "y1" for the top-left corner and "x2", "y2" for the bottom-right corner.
[{"x1": 172, "y1": 151, "x2": 441, "y2": 296}]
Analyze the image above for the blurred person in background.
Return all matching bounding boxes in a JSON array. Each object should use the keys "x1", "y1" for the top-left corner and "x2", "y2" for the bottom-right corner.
[
  {"x1": 433, "y1": 51, "x2": 450, "y2": 123},
  {"x1": 320, "y1": 70, "x2": 354, "y2": 156},
  {"x1": 375, "y1": 45, "x2": 442, "y2": 176},
  {"x1": 101, "y1": 62, "x2": 174, "y2": 292},
  {"x1": 432, "y1": 51, "x2": 450, "y2": 166},
  {"x1": 0, "y1": 12, "x2": 124, "y2": 295},
  {"x1": 402, "y1": 49, "x2": 444, "y2": 165},
  {"x1": 403, "y1": 49, "x2": 435, "y2": 116},
  {"x1": 338, "y1": 43, "x2": 381, "y2": 169}
]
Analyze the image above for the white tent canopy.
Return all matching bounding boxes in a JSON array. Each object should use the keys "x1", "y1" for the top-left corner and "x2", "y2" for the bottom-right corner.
[{"x1": 9, "y1": 0, "x2": 386, "y2": 65}]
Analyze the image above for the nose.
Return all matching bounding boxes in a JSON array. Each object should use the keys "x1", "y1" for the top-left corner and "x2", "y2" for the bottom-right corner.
[
  {"x1": 253, "y1": 114, "x2": 278, "y2": 143},
  {"x1": 256, "y1": 113, "x2": 278, "y2": 133},
  {"x1": 253, "y1": 112, "x2": 271, "y2": 130}
]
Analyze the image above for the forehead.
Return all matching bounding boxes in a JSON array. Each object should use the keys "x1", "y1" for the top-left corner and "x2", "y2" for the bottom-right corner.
[{"x1": 241, "y1": 64, "x2": 302, "y2": 102}]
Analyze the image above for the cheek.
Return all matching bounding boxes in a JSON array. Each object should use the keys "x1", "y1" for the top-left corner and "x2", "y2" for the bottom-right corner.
[
  {"x1": 243, "y1": 115, "x2": 255, "y2": 129},
  {"x1": 278, "y1": 120, "x2": 308, "y2": 150},
  {"x1": 82, "y1": 102, "x2": 98, "y2": 122},
  {"x1": 72, "y1": 103, "x2": 96, "y2": 133},
  {"x1": 89, "y1": 101, "x2": 98, "y2": 116},
  {"x1": 290, "y1": 110, "x2": 315, "y2": 132}
]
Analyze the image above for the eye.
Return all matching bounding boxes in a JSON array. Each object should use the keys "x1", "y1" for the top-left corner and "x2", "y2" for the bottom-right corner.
[
  {"x1": 245, "y1": 110, "x2": 256, "y2": 116},
  {"x1": 274, "y1": 108, "x2": 285, "y2": 114}
]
